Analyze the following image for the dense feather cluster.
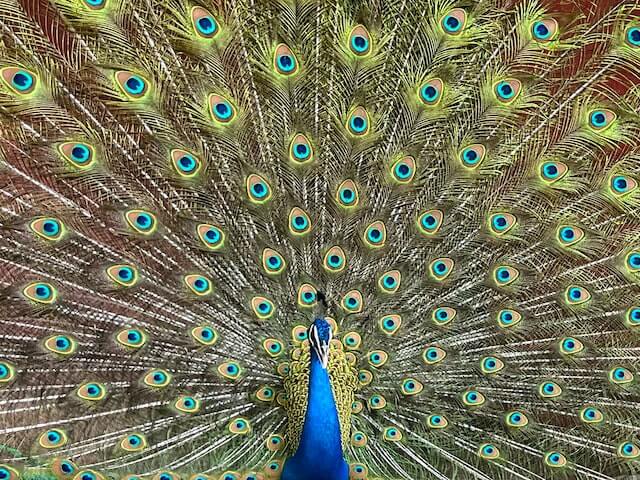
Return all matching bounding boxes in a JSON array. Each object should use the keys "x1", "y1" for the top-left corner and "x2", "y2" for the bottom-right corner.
[{"x1": 1, "y1": 0, "x2": 640, "y2": 478}]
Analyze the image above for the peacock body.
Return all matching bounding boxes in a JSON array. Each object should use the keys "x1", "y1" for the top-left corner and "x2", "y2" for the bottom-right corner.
[{"x1": 1, "y1": 0, "x2": 640, "y2": 478}]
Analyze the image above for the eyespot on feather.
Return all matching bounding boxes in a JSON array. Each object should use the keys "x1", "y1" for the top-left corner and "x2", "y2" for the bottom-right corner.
[
  {"x1": 106, "y1": 264, "x2": 139, "y2": 287},
  {"x1": 441, "y1": 8, "x2": 466, "y2": 35},
  {"x1": 208, "y1": 94, "x2": 236, "y2": 124},
  {"x1": 379, "y1": 314, "x2": 401, "y2": 335},
  {"x1": 23, "y1": 282, "x2": 57, "y2": 304},
  {"x1": 30, "y1": 217, "x2": 65, "y2": 241},
  {"x1": 1, "y1": 67, "x2": 36, "y2": 94},
  {"x1": 114, "y1": 71, "x2": 149, "y2": 100},
  {"x1": 349, "y1": 25, "x2": 371, "y2": 56},
  {"x1": 124, "y1": 209, "x2": 157, "y2": 235},
  {"x1": 346, "y1": 106, "x2": 370, "y2": 136},
  {"x1": 261, "y1": 248, "x2": 285, "y2": 275},
  {"x1": 341, "y1": 289, "x2": 363, "y2": 313},
  {"x1": 191, "y1": 7, "x2": 219, "y2": 39}
]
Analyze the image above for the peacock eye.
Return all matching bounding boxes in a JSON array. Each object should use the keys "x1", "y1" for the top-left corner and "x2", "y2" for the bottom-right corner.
[
  {"x1": 368, "y1": 394, "x2": 387, "y2": 410},
  {"x1": 367, "y1": 350, "x2": 388, "y2": 368},
  {"x1": 494, "y1": 79, "x2": 522, "y2": 104},
  {"x1": 419, "y1": 79, "x2": 444, "y2": 106},
  {"x1": 262, "y1": 338, "x2": 284, "y2": 358},
  {"x1": 358, "y1": 369, "x2": 373, "y2": 386},
  {"x1": 184, "y1": 274, "x2": 213, "y2": 296},
  {"x1": 297, "y1": 284, "x2": 318, "y2": 307},
  {"x1": 426, "y1": 414, "x2": 448, "y2": 429},
  {"x1": 341, "y1": 289, "x2": 363, "y2": 313},
  {"x1": 274, "y1": 44, "x2": 298, "y2": 76},
  {"x1": 0, "y1": 361, "x2": 16, "y2": 385},
  {"x1": 459, "y1": 144, "x2": 486, "y2": 169},
  {"x1": 23, "y1": 281, "x2": 57, "y2": 304},
  {"x1": 228, "y1": 417, "x2": 251, "y2": 435},
  {"x1": 351, "y1": 431, "x2": 368, "y2": 447},
  {"x1": 190, "y1": 326, "x2": 218, "y2": 346},
  {"x1": 173, "y1": 395, "x2": 201, "y2": 413},
  {"x1": 1, "y1": 67, "x2": 37, "y2": 94},
  {"x1": 462, "y1": 390, "x2": 485, "y2": 407},
  {"x1": 379, "y1": 314, "x2": 402, "y2": 335},
  {"x1": 417, "y1": 209, "x2": 444, "y2": 235},
  {"x1": 493, "y1": 265, "x2": 519, "y2": 287},
  {"x1": 291, "y1": 325, "x2": 308, "y2": 343},
  {"x1": 120, "y1": 433, "x2": 147, "y2": 452},
  {"x1": 608, "y1": 366, "x2": 633, "y2": 385},
  {"x1": 564, "y1": 286, "x2": 591, "y2": 305},
  {"x1": 125, "y1": 209, "x2": 157, "y2": 235},
  {"x1": 625, "y1": 306, "x2": 640, "y2": 329},
  {"x1": 191, "y1": 7, "x2": 219, "y2": 38},
  {"x1": 441, "y1": 8, "x2": 466, "y2": 35},
  {"x1": 266, "y1": 434, "x2": 285, "y2": 451},
  {"x1": 497, "y1": 309, "x2": 522, "y2": 328},
  {"x1": 44, "y1": 334, "x2": 78, "y2": 357},
  {"x1": 115, "y1": 71, "x2": 149, "y2": 99},
  {"x1": 346, "y1": 106, "x2": 370, "y2": 136},
  {"x1": 255, "y1": 386, "x2": 275, "y2": 402},
  {"x1": 478, "y1": 443, "x2": 500, "y2": 459},
  {"x1": 30, "y1": 217, "x2": 65, "y2": 241},
  {"x1": 423, "y1": 346, "x2": 447, "y2": 365},
  {"x1": 57, "y1": 141, "x2": 97, "y2": 170},
  {"x1": 532, "y1": 19, "x2": 559, "y2": 42},
  {"x1": 617, "y1": 441, "x2": 640, "y2": 459},
  {"x1": 115, "y1": 328, "x2": 147, "y2": 349},
  {"x1": 488, "y1": 213, "x2": 516, "y2": 236},
  {"x1": 289, "y1": 133, "x2": 314, "y2": 164},
  {"x1": 626, "y1": 26, "x2": 640, "y2": 47},
  {"x1": 609, "y1": 174, "x2": 637, "y2": 197},
  {"x1": 378, "y1": 270, "x2": 401, "y2": 293},
  {"x1": 246, "y1": 174, "x2": 272, "y2": 204},
  {"x1": 252, "y1": 296, "x2": 275, "y2": 319},
  {"x1": 261, "y1": 248, "x2": 286, "y2": 275},
  {"x1": 588, "y1": 109, "x2": 616, "y2": 131},
  {"x1": 51, "y1": 458, "x2": 78, "y2": 479},
  {"x1": 208, "y1": 94, "x2": 236, "y2": 123},
  {"x1": 429, "y1": 257, "x2": 454, "y2": 281},
  {"x1": 288, "y1": 207, "x2": 311, "y2": 236},
  {"x1": 432, "y1": 306, "x2": 457, "y2": 326},
  {"x1": 401, "y1": 377, "x2": 423, "y2": 396},
  {"x1": 625, "y1": 251, "x2": 640, "y2": 273},
  {"x1": 336, "y1": 179, "x2": 360, "y2": 208},
  {"x1": 480, "y1": 356, "x2": 504, "y2": 375},
  {"x1": 171, "y1": 149, "x2": 202, "y2": 178},
  {"x1": 557, "y1": 225, "x2": 585, "y2": 247},
  {"x1": 349, "y1": 25, "x2": 371, "y2": 55},
  {"x1": 579, "y1": 406, "x2": 604, "y2": 424},
  {"x1": 390, "y1": 155, "x2": 416, "y2": 183},
  {"x1": 218, "y1": 361, "x2": 242, "y2": 380},
  {"x1": 544, "y1": 451, "x2": 567, "y2": 468},
  {"x1": 142, "y1": 368, "x2": 172, "y2": 388},
  {"x1": 77, "y1": 382, "x2": 107, "y2": 402},
  {"x1": 382, "y1": 426, "x2": 403, "y2": 442},
  {"x1": 505, "y1": 410, "x2": 528, "y2": 428},
  {"x1": 538, "y1": 381, "x2": 562, "y2": 399},
  {"x1": 559, "y1": 336, "x2": 584, "y2": 355},
  {"x1": 540, "y1": 161, "x2": 568, "y2": 183},
  {"x1": 106, "y1": 264, "x2": 139, "y2": 287},
  {"x1": 323, "y1": 246, "x2": 347, "y2": 273},
  {"x1": 363, "y1": 221, "x2": 387, "y2": 248},
  {"x1": 349, "y1": 464, "x2": 368, "y2": 479},
  {"x1": 38, "y1": 428, "x2": 68, "y2": 449}
]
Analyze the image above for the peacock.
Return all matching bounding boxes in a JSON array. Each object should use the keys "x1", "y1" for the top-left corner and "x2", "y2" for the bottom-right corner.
[{"x1": 2, "y1": 0, "x2": 640, "y2": 478}]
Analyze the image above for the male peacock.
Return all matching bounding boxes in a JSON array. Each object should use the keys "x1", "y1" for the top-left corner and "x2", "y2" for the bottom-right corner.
[{"x1": 1, "y1": 0, "x2": 640, "y2": 478}]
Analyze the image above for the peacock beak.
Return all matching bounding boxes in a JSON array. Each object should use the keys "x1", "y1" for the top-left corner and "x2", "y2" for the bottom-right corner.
[{"x1": 309, "y1": 322, "x2": 332, "y2": 369}]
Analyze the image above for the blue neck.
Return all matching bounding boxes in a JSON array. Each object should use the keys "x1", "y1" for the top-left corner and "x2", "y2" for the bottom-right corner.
[{"x1": 282, "y1": 350, "x2": 349, "y2": 480}]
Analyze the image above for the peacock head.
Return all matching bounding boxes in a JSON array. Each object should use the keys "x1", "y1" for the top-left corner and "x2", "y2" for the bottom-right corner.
[{"x1": 309, "y1": 318, "x2": 332, "y2": 369}]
